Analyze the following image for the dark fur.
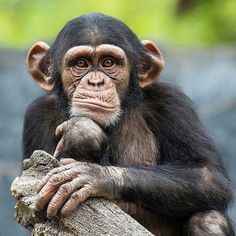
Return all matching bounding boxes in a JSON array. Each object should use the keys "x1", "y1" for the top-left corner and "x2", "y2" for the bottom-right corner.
[{"x1": 23, "y1": 13, "x2": 235, "y2": 235}]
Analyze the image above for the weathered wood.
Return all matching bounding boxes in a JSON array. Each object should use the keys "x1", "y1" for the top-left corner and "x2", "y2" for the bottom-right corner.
[{"x1": 11, "y1": 150, "x2": 154, "y2": 236}]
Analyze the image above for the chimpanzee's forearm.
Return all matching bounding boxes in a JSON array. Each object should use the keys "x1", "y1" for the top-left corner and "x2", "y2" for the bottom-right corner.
[{"x1": 107, "y1": 164, "x2": 232, "y2": 217}]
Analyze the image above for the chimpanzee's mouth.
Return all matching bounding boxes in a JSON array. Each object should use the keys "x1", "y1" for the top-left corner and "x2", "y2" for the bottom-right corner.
[{"x1": 74, "y1": 99, "x2": 118, "y2": 111}]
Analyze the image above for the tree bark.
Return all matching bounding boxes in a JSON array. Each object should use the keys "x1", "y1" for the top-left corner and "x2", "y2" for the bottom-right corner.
[{"x1": 11, "y1": 150, "x2": 154, "y2": 236}]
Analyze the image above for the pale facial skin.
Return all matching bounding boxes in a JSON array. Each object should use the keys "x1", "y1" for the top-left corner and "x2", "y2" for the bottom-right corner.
[{"x1": 61, "y1": 44, "x2": 130, "y2": 127}]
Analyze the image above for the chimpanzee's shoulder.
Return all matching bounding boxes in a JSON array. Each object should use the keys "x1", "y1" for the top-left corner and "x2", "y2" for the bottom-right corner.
[
  {"x1": 142, "y1": 82, "x2": 200, "y2": 127},
  {"x1": 25, "y1": 93, "x2": 64, "y2": 121},
  {"x1": 26, "y1": 94, "x2": 59, "y2": 113},
  {"x1": 143, "y1": 82, "x2": 194, "y2": 109},
  {"x1": 144, "y1": 82, "x2": 186, "y2": 99}
]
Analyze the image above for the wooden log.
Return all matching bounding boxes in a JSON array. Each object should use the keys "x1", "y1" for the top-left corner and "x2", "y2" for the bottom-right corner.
[{"x1": 11, "y1": 150, "x2": 154, "y2": 236}]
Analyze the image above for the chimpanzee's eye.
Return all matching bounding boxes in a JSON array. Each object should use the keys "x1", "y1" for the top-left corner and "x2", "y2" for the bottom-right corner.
[
  {"x1": 102, "y1": 57, "x2": 116, "y2": 68},
  {"x1": 75, "y1": 58, "x2": 89, "y2": 68}
]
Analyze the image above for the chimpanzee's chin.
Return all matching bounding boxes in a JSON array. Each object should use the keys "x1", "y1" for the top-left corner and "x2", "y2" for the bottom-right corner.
[{"x1": 70, "y1": 106, "x2": 121, "y2": 128}]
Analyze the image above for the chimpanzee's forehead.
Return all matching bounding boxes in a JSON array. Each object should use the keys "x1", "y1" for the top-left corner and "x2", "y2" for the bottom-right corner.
[
  {"x1": 52, "y1": 13, "x2": 140, "y2": 53},
  {"x1": 50, "y1": 13, "x2": 146, "y2": 68},
  {"x1": 62, "y1": 18, "x2": 128, "y2": 45}
]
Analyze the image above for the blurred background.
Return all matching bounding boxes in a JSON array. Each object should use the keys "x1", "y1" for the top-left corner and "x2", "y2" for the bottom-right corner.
[{"x1": 0, "y1": 0, "x2": 236, "y2": 235}]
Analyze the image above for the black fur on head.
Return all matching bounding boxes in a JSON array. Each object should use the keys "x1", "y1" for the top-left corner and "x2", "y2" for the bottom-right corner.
[
  {"x1": 51, "y1": 13, "x2": 147, "y2": 70},
  {"x1": 50, "y1": 13, "x2": 148, "y2": 115}
]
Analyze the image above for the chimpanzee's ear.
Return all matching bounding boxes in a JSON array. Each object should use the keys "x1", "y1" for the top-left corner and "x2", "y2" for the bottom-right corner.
[
  {"x1": 139, "y1": 40, "x2": 165, "y2": 88},
  {"x1": 26, "y1": 41, "x2": 54, "y2": 91}
]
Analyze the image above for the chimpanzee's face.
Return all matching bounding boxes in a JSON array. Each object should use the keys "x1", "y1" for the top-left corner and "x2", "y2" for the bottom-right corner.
[
  {"x1": 60, "y1": 44, "x2": 130, "y2": 127},
  {"x1": 26, "y1": 13, "x2": 164, "y2": 127}
]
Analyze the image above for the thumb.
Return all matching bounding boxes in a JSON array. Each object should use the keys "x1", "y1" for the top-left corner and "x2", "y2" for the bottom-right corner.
[{"x1": 60, "y1": 158, "x2": 77, "y2": 165}]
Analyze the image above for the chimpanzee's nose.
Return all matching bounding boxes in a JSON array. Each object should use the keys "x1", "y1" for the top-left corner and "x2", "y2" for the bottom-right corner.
[
  {"x1": 79, "y1": 72, "x2": 113, "y2": 91},
  {"x1": 88, "y1": 77, "x2": 105, "y2": 88}
]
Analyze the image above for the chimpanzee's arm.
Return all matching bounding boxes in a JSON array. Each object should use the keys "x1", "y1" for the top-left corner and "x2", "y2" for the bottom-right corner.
[
  {"x1": 36, "y1": 151, "x2": 231, "y2": 218},
  {"x1": 121, "y1": 82, "x2": 232, "y2": 216},
  {"x1": 114, "y1": 163, "x2": 231, "y2": 217},
  {"x1": 23, "y1": 94, "x2": 65, "y2": 160}
]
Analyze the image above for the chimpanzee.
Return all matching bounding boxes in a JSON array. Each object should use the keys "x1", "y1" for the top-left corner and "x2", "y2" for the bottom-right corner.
[{"x1": 23, "y1": 13, "x2": 235, "y2": 235}]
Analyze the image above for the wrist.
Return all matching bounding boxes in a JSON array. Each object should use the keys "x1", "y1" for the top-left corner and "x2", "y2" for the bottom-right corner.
[{"x1": 102, "y1": 166, "x2": 125, "y2": 199}]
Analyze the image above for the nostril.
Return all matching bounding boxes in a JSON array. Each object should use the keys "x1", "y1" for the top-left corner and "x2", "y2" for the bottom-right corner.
[
  {"x1": 88, "y1": 80, "x2": 95, "y2": 87},
  {"x1": 98, "y1": 80, "x2": 105, "y2": 87},
  {"x1": 88, "y1": 79, "x2": 105, "y2": 88}
]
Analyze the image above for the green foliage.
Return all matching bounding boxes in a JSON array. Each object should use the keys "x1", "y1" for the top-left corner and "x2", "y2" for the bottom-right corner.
[{"x1": 0, "y1": 0, "x2": 236, "y2": 48}]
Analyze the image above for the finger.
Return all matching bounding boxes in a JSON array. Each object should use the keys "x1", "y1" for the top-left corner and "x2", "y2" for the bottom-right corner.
[
  {"x1": 60, "y1": 158, "x2": 77, "y2": 165},
  {"x1": 61, "y1": 186, "x2": 93, "y2": 217},
  {"x1": 36, "y1": 171, "x2": 73, "y2": 210},
  {"x1": 37, "y1": 168, "x2": 60, "y2": 193},
  {"x1": 35, "y1": 188, "x2": 57, "y2": 211},
  {"x1": 53, "y1": 137, "x2": 64, "y2": 157},
  {"x1": 55, "y1": 122, "x2": 67, "y2": 136},
  {"x1": 47, "y1": 179, "x2": 82, "y2": 219},
  {"x1": 37, "y1": 165, "x2": 72, "y2": 192}
]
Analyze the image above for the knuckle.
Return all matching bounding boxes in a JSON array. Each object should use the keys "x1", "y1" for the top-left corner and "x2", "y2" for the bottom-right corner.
[
  {"x1": 48, "y1": 176, "x2": 56, "y2": 183},
  {"x1": 49, "y1": 168, "x2": 58, "y2": 176},
  {"x1": 37, "y1": 192, "x2": 49, "y2": 202},
  {"x1": 48, "y1": 175, "x2": 59, "y2": 184},
  {"x1": 62, "y1": 205, "x2": 69, "y2": 212},
  {"x1": 48, "y1": 202, "x2": 57, "y2": 210},
  {"x1": 59, "y1": 183, "x2": 72, "y2": 194},
  {"x1": 86, "y1": 184, "x2": 94, "y2": 191},
  {"x1": 70, "y1": 192, "x2": 80, "y2": 201},
  {"x1": 57, "y1": 166, "x2": 67, "y2": 172},
  {"x1": 38, "y1": 190, "x2": 46, "y2": 198},
  {"x1": 61, "y1": 206, "x2": 71, "y2": 216},
  {"x1": 50, "y1": 172, "x2": 67, "y2": 183},
  {"x1": 76, "y1": 176, "x2": 88, "y2": 185},
  {"x1": 84, "y1": 186, "x2": 93, "y2": 196}
]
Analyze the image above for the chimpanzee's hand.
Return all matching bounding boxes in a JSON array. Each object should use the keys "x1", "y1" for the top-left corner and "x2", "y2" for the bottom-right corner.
[
  {"x1": 53, "y1": 120, "x2": 70, "y2": 156},
  {"x1": 36, "y1": 161, "x2": 121, "y2": 219},
  {"x1": 53, "y1": 117, "x2": 107, "y2": 160}
]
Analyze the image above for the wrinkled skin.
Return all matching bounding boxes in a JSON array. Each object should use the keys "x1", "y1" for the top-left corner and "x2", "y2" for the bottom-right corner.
[
  {"x1": 54, "y1": 117, "x2": 107, "y2": 163},
  {"x1": 36, "y1": 160, "x2": 121, "y2": 219},
  {"x1": 62, "y1": 45, "x2": 129, "y2": 127}
]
